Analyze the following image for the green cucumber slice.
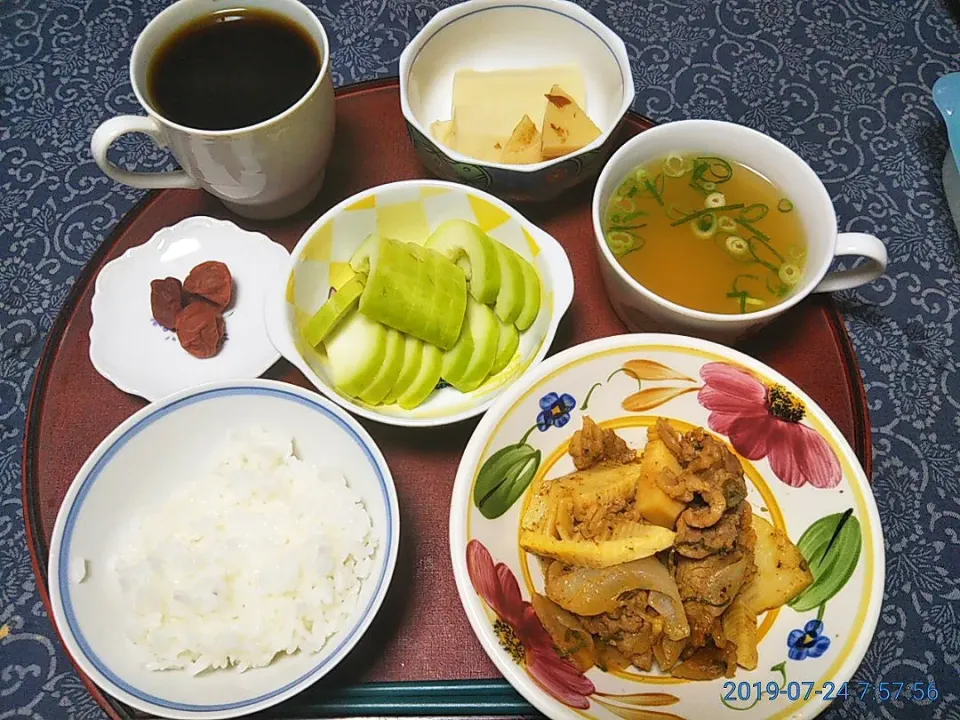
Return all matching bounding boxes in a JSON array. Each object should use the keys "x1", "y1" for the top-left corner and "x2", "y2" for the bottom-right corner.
[
  {"x1": 492, "y1": 241, "x2": 524, "y2": 325},
  {"x1": 324, "y1": 311, "x2": 388, "y2": 398},
  {"x1": 408, "y1": 241, "x2": 467, "y2": 351},
  {"x1": 358, "y1": 328, "x2": 405, "y2": 404},
  {"x1": 398, "y1": 343, "x2": 443, "y2": 410},
  {"x1": 383, "y1": 335, "x2": 423, "y2": 405},
  {"x1": 425, "y1": 219, "x2": 502, "y2": 305},
  {"x1": 448, "y1": 298, "x2": 499, "y2": 393},
  {"x1": 514, "y1": 251, "x2": 542, "y2": 331},
  {"x1": 302, "y1": 275, "x2": 366, "y2": 347},
  {"x1": 441, "y1": 320, "x2": 475, "y2": 388},
  {"x1": 348, "y1": 233, "x2": 381, "y2": 273},
  {"x1": 490, "y1": 319, "x2": 520, "y2": 376},
  {"x1": 355, "y1": 234, "x2": 467, "y2": 351}
]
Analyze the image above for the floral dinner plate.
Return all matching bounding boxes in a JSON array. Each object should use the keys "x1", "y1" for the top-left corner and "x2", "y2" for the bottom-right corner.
[{"x1": 449, "y1": 334, "x2": 883, "y2": 720}]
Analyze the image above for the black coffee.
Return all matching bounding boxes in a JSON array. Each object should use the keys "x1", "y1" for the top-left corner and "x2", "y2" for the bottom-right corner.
[{"x1": 147, "y1": 9, "x2": 320, "y2": 131}]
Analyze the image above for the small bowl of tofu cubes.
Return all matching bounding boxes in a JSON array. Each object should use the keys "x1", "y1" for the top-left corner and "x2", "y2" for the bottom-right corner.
[
  {"x1": 398, "y1": 0, "x2": 635, "y2": 203},
  {"x1": 265, "y1": 179, "x2": 575, "y2": 427}
]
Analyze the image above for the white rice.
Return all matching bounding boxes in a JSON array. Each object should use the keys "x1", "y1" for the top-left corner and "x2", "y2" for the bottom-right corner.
[{"x1": 110, "y1": 428, "x2": 378, "y2": 674}]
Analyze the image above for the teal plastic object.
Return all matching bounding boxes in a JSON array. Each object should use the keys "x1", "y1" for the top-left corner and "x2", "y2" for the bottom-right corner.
[
  {"x1": 932, "y1": 73, "x2": 960, "y2": 238},
  {"x1": 300, "y1": 679, "x2": 536, "y2": 717}
]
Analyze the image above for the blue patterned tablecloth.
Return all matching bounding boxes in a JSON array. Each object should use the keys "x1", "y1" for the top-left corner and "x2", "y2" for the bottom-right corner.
[{"x1": 2, "y1": 0, "x2": 959, "y2": 718}]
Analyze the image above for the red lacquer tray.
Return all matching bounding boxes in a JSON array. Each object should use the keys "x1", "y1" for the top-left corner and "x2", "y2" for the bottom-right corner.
[{"x1": 23, "y1": 78, "x2": 872, "y2": 719}]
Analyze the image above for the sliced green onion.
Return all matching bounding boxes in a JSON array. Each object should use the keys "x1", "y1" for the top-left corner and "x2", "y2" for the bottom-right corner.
[
  {"x1": 610, "y1": 195, "x2": 636, "y2": 213},
  {"x1": 671, "y1": 204, "x2": 744, "y2": 226},
  {"x1": 607, "y1": 230, "x2": 634, "y2": 252},
  {"x1": 740, "y1": 203, "x2": 769, "y2": 222},
  {"x1": 766, "y1": 275, "x2": 790, "y2": 297},
  {"x1": 643, "y1": 173, "x2": 665, "y2": 206},
  {"x1": 736, "y1": 219, "x2": 785, "y2": 263},
  {"x1": 778, "y1": 263, "x2": 802, "y2": 286},
  {"x1": 609, "y1": 210, "x2": 647, "y2": 225},
  {"x1": 787, "y1": 244, "x2": 806, "y2": 261},
  {"x1": 666, "y1": 204, "x2": 690, "y2": 221},
  {"x1": 607, "y1": 231, "x2": 644, "y2": 258},
  {"x1": 702, "y1": 181, "x2": 717, "y2": 191},
  {"x1": 692, "y1": 212, "x2": 717, "y2": 238},
  {"x1": 726, "y1": 290, "x2": 763, "y2": 313},
  {"x1": 745, "y1": 238, "x2": 780, "y2": 272},
  {"x1": 778, "y1": 198, "x2": 794, "y2": 212},
  {"x1": 705, "y1": 192, "x2": 726, "y2": 208},
  {"x1": 633, "y1": 168, "x2": 649, "y2": 184},
  {"x1": 725, "y1": 235, "x2": 749, "y2": 257},
  {"x1": 725, "y1": 290, "x2": 761, "y2": 313},
  {"x1": 730, "y1": 274, "x2": 762, "y2": 310},
  {"x1": 726, "y1": 290, "x2": 748, "y2": 313},
  {"x1": 662, "y1": 153, "x2": 691, "y2": 177},
  {"x1": 695, "y1": 157, "x2": 733, "y2": 183},
  {"x1": 718, "y1": 216, "x2": 737, "y2": 232}
]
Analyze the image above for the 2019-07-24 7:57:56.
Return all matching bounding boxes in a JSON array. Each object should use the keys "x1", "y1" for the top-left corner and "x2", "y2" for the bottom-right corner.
[{"x1": 721, "y1": 680, "x2": 940, "y2": 703}]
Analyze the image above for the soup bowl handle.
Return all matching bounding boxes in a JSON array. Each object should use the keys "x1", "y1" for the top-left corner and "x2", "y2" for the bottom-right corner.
[{"x1": 813, "y1": 232, "x2": 888, "y2": 294}]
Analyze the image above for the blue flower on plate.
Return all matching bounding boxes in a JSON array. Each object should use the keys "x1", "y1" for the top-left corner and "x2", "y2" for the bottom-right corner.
[
  {"x1": 787, "y1": 619, "x2": 831, "y2": 660},
  {"x1": 536, "y1": 392, "x2": 576, "y2": 431}
]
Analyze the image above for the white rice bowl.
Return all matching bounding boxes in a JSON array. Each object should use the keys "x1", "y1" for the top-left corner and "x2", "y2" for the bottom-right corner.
[
  {"x1": 48, "y1": 380, "x2": 399, "y2": 720},
  {"x1": 112, "y1": 428, "x2": 378, "y2": 675}
]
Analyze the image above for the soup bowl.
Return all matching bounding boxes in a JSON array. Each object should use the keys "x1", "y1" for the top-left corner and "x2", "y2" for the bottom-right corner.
[{"x1": 591, "y1": 120, "x2": 888, "y2": 345}]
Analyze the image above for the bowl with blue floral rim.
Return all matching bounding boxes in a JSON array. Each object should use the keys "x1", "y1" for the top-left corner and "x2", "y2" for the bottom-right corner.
[
  {"x1": 48, "y1": 379, "x2": 399, "y2": 720},
  {"x1": 398, "y1": 0, "x2": 635, "y2": 203},
  {"x1": 449, "y1": 333, "x2": 884, "y2": 720}
]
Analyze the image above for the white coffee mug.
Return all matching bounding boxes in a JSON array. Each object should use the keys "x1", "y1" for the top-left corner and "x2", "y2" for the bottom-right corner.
[
  {"x1": 91, "y1": 0, "x2": 335, "y2": 220},
  {"x1": 592, "y1": 119, "x2": 888, "y2": 345}
]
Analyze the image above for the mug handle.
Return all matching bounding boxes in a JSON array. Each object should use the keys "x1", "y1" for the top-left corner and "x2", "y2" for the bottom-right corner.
[
  {"x1": 91, "y1": 116, "x2": 199, "y2": 190},
  {"x1": 812, "y1": 232, "x2": 888, "y2": 293}
]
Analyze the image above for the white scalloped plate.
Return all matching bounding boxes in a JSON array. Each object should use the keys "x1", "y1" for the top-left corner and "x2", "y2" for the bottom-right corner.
[{"x1": 90, "y1": 216, "x2": 290, "y2": 402}]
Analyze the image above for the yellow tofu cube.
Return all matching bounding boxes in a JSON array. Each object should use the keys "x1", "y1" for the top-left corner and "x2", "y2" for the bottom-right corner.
[
  {"x1": 452, "y1": 67, "x2": 587, "y2": 133},
  {"x1": 450, "y1": 105, "x2": 508, "y2": 162}
]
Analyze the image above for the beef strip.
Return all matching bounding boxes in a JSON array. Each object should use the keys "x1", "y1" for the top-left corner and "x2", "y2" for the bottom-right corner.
[
  {"x1": 675, "y1": 500, "x2": 753, "y2": 559},
  {"x1": 675, "y1": 551, "x2": 752, "y2": 607},
  {"x1": 674, "y1": 551, "x2": 750, "y2": 643},
  {"x1": 671, "y1": 643, "x2": 738, "y2": 680},
  {"x1": 579, "y1": 591, "x2": 657, "y2": 669},
  {"x1": 654, "y1": 419, "x2": 748, "y2": 529},
  {"x1": 570, "y1": 416, "x2": 638, "y2": 470}
]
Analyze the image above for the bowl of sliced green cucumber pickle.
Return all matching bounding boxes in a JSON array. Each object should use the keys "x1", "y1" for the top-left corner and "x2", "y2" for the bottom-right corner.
[{"x1": 266, "y1": 179, "x2": 575, "y2": 427}]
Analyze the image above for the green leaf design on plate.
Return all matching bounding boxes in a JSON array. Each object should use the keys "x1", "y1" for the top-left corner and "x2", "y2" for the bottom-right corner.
[
  {"x1": 474, "y1": 443, "x2": 542, "y2": 519},
  {"x1": 788, "y1": 509, "x2": 862, "y2": 612}
]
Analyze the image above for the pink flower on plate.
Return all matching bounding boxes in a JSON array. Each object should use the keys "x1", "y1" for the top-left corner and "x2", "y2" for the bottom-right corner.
[
  {"x1": 697, "y1": 362, "x2": 842, "y2": 489},
  {"x1": 466, "y1": 540, "x2": 595, "y2": 709}
]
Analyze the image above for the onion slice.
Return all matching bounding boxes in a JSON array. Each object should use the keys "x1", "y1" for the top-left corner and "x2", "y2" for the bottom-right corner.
[{"x1": 544, "y1": 557, "x2": 690, "y2": 640}]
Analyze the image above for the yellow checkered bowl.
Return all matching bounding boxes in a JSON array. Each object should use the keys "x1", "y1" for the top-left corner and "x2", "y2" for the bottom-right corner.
[{"x1": 265, "y1": 179, "x2": 575, "y2": 427}]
